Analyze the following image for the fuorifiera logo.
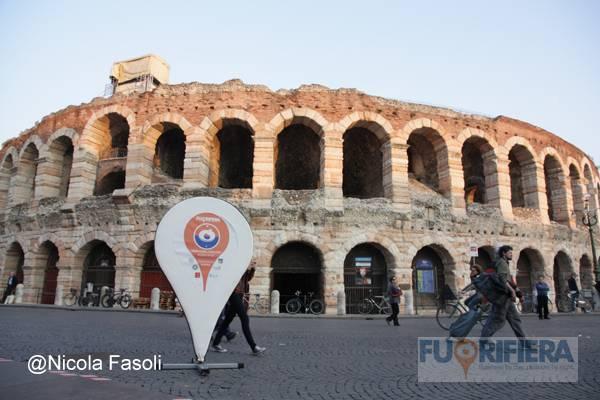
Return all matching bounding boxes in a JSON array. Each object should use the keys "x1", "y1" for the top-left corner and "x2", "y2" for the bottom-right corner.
[
  {"x1": 418, "y1": 337, "x2": 578, "y2": 382},
  {"x1": 183, "y1": 213, "x2": 230, "y2": 291}
]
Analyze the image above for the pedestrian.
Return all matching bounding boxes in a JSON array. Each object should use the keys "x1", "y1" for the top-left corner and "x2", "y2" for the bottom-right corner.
[
  {"x1": 480, "y1": 245, "x2": 531, "y2": 347},
  {"x1": 385, "y1": 276, "x2": 402, "y2": 326},
  {"x1": 567, "y1": 273, "x2": 580, "y2": 312},
  {"x1": 212, "y1": 303, "x2": 238, "y2": 342},
  {"x1": 535, "y1": 275, "x2": 550, "y2": 320},
  {"x1": 211, "y1": 262, "x2": 266, "y2": 355},
  {"x1": 1, "y1": 271, "x2": 18, "y2": 304}
]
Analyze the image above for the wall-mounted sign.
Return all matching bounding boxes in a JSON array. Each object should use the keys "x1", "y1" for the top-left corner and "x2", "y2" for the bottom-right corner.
[
  {"x1": 355, "y1": 257, "x2": 372, "y2": 285},
  {"x1": 155, "y1": 197, "x2": 253, "y2": 362},
  {"x1": 416, "y1": 259, "x2": 435, "y2": 293}
]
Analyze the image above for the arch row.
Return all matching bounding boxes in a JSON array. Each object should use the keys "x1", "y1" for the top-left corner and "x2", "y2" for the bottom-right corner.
[{"x1": 0, "y1": 108, "x2": 598, "y2": 229}]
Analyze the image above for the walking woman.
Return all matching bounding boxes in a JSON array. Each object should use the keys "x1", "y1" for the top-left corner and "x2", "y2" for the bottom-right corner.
[{"x1": 385, "y1": 276, "x2": 402, "y2": 326}]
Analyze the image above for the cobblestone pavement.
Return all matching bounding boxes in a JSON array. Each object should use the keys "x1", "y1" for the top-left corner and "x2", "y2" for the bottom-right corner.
[{"x1": 0, "y1": 307, "x2": 598, "y2": 400}]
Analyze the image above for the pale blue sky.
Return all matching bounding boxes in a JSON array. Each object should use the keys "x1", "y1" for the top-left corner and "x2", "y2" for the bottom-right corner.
[{"x1": 0, "y1": 0, "x2": 598, "y2": 164}]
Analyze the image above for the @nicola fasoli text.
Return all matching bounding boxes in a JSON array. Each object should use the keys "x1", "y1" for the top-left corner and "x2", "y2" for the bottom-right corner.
[{"x1": 27, "y1": 354, "x2": 162, "y2": 375}]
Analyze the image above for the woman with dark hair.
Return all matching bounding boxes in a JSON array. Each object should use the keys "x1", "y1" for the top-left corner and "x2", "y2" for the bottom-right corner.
[
  {"x1": 462, "y1": 264, "x2": 483, "y2": 310},
  {"x1": 385, "y1": 276, "x2": 402, "y2": 326}
]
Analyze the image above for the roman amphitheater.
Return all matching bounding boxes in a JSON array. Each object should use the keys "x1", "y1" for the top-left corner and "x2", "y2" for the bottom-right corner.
[{"x1": 1, "y1": 55, "x2": 598, "y2": 314}]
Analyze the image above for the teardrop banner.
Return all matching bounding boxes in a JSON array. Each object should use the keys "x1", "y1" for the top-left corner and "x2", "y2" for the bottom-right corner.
[{"x1": 155, "y1": 197, "x2": 254, "y2": 363}]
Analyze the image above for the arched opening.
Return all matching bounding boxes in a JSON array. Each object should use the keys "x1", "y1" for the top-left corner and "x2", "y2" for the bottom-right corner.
[
  {"x1": 0, "y1": 154, "x2": 15, "y2": 209},
  {"x1": 516, "y1": 248, "x2": 545, "y2": 299},
  {"x1": 343, "y1": 243, "x2": 389, "y2": 313},
  {"x1": 2, "y1": 243, "x2": 24, "y2": 296},
  {"x1": 553, "y1": 251, "x2": 573, "y2": 311},
  {"x1": 15, "y1": 143, "x2": 39, "y2": 203},
  {"x1": 94, "y1": 113, "x2": 130, "y2": 195},
  {"x1": 475, "y1": 246, "x2": 495, "y2": 271},
  {"x1": 139, "y1": 244, "x2": 172, "y2": 298},
  {"x1": 583, "y1": 165, "x2": 598, "y2": 213},
  {"x1": 544, "y1": 155, "x2": 568, "y2": 224},
  {"x1": 82, "y1": 241, "x2": 116, "y2": 292},
  {"x1": 343, "y1": 128, "x2": 383, "y2": 198},
  {"x1": 271, "y1": 242, "x2": 323, "y2": 311},
  {"x1": 579, "y1": 255, "x2": 593, "y2": 290},
  {"x1": 275, "y1": 125, "x2": 321, "y2": 190},
  {"x1": 40, "y1": 241, "x2": 59, "y2": 304},
  {"x1": 153, "y1": 124, "x2": 186, "y2": 181},
  {"x1": 407, "y1": 128, "x2": 447, "y2": 195},
  {"x1": 569, "y1": 165, "x2": 584, "y2": 226},
  {"x1": 508, "y1": 145, "x2": 538, "y2": 209},
  {"x1": 212, "y1": 123, "x2": 254, "y2": 188},
  {"x1": 461, "y1": 137, "x2": 495, "y2": 206},
  {"x1": 94, "y1": 171, "x2": 126, "y2": 196},
  {"x1": 48, "y1": 136, "x2": 74, "y2": 198},
  {"x1": 411, "y1": 245, "x2": 455, "y2": 311}
]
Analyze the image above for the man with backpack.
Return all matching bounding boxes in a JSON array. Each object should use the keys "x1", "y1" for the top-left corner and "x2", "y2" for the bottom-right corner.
[{"x1": 479, "y1": 245, "x2": 529, "y2": 344}]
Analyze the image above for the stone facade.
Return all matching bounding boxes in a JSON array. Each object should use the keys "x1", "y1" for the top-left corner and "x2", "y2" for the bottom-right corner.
[{"x1": 0, "y1": 78, "x2": 598, "y2": 314}]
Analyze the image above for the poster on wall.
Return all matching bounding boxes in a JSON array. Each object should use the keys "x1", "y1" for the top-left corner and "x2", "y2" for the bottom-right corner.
[
  {"x1": 416, "y1": 259, "x2": 435, "y2": 293},
  {"x1": 355, "y1": 257, "x2": 372, "y2": 285}
]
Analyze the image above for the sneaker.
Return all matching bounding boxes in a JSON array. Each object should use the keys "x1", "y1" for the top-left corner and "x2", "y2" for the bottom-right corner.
[
  {"x1": 544, "y1": 317, "x2": 551, "y2": 320},
  {"x1": 226, "y1": 331, "x2": 238, "y2": 342},
  {"x1": 252, "y1": 346, "x2": 266, "y2": 355},
  {"x1": 211, "y1": 344, "x2": 227, "y2": 353}
]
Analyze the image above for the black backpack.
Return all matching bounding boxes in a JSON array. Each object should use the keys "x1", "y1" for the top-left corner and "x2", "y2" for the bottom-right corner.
[{"x1": 472, "y1": 272, "x2": 510, "y2": 306}]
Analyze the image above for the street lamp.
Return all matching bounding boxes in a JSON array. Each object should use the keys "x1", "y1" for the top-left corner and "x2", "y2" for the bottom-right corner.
[{"x1": 582, "y1": 194, "x2": 599, "y2": 282}]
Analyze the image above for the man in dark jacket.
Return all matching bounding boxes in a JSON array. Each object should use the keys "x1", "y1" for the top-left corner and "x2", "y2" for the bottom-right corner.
[
  {"x1": 480, "y1": 246, "x2": 528, "y2": 343},
  {"x1": 2, "y1": 272, "x2": 17, "y2": 304}
]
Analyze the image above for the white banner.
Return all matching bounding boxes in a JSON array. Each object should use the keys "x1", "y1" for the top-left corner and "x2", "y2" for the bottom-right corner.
[{"x1": 154, "y1": 197, "x2": 254, "y2": 362}]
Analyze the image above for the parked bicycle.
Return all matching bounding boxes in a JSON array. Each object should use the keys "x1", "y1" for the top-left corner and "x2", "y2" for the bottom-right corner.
[
  {"x1": 285, "y1": 291, "x2": 324, "y2": 315},
  {"x1": 79, "y1": 287, "x2": 100, "y2": 307},
  {"x1": 557, "y1": 291, "x2": 592, "y2": 313},
  {"x1": 358, "y1": 291, "x2": 392, "y2": 315},
  {"x1": 516, "y1": 293, "x2": 535, "y2": 313},
  {"x1": 63, "y1": 288, "x2": 80, "y2": 306},
  {"x1": 436, "y1": 292, "x2": 489, "y2": 331},
  {"x1": 243, "y1": 293, "x2": 270, "y2": 314},
  {"x1": 101, "y1": 288, "x2": 132, "y2": 309}
]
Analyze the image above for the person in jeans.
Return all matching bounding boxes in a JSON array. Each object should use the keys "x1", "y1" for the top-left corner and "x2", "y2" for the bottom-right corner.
[
  {"x1": 535, "y1": 275, "x2": 550, "y2": 320},
  {"x1": 567, "y1": 273, "x2": 580, "y2": 312},
  {"x1": 385, "y1": 276, "x2": 402, "y2": 326},
  {"x1": 1, "y1": 272, "x2": 17, "y2": 304},
  {"x1": 212, "y1": 262, "x2": 266, "y2": 355},
  {"x1": 480, "y1": 246, "x2": 530, "y2": 346}
]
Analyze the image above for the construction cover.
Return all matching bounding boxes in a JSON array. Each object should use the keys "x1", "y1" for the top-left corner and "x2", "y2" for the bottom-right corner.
[{"x1": 110, "y1": 54, "x2": 170, "y2": 84}]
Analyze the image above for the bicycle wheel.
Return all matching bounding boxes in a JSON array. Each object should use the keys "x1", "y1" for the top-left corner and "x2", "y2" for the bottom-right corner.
[
  {"x1": 100, "y1": 294, "x2": 112, "y2": 308},
  {"x1": 285, "y1": 298, "x2": 302, "y2": 314},
  {"x1": 63, "y1": 293, "x2": 76, "y2": 306},
  {"x1": 80, "y1": 296, "x2": 92, "y2": 307},
  {"x1": 358, "y1": 299, "x2": 374, "y2": 315},
  {"x1": 309, "y1": 299, "x2": 324, "y2": 315},
  {"x1": 255, "y1": 298, "x2": 270, "y2": 314},
  {"x1": 120, "y1": 294, "x2": 132, "y2": 309},
  {"x1": 436, "y1": 303, "x2": 463, "y2": 331},
  {"x1": 581, "y1": 300, "x2": 592, "y2": 313}
]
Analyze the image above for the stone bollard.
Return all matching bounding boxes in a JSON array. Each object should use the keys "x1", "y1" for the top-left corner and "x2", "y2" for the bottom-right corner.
[
  {"x1": 15, "y1": 284, "x2": 24, "y2": 304},
  {"x1": 271, "y1": 290, "x2": 280, "y2": 314},
  {"x1": 337, "y1": 290, "x2": 346, "y2": 315},
  {"x1": 403, "y1": 289, "x2": 414, "y2": 315},
  {"x1": 151, "y1": 288, "x2": 160, "y2": 310},
  {"x1": 54, "y1": 285, "x2": 64, "y2": 306}
]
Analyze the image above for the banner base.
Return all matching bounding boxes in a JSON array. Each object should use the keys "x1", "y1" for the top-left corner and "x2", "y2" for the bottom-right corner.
[{"x1": 162, "y1": 362, "x2": 244, "y2": 375}]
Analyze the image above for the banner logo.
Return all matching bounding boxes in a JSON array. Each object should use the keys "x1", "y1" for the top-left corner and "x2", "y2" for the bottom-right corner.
[{"x1": 184, "y1": 213, "x2": 230, "y2": 291}]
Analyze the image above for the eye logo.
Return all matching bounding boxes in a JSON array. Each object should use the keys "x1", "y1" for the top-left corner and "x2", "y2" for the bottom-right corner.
[
  {"x1": 184, "y1": 213, "x2": 230, "y2": 291},
  {"x1": 194, "y1": 225, "x2": 220, "y2": 249}
]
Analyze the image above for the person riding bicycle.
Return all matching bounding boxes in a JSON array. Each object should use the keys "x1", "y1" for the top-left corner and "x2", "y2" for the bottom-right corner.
[
  {"x1": 461, "y1": 264, "x2": 484, "y2": 310},
  {"x1": 567, "y1": 273, "x2": 580, "y2": 312}
]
